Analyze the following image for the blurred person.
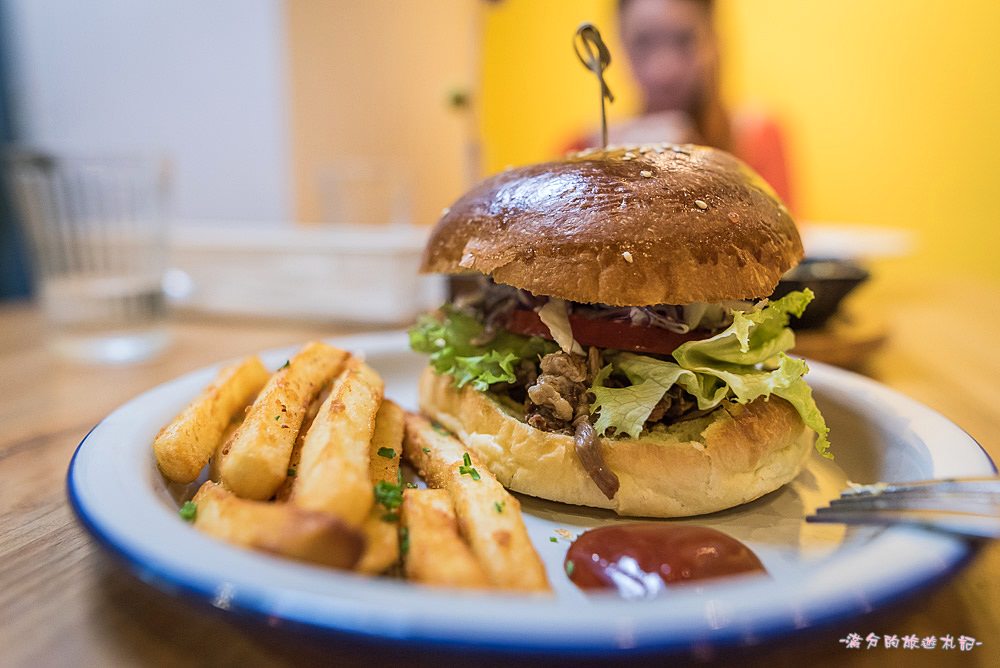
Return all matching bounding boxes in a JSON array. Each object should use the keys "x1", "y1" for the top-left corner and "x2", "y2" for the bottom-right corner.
[{"x1": 568, "y1": 0, "x2": 794, "y2": 208}]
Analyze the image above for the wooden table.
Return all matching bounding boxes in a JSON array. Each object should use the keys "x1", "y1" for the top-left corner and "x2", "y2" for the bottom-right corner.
[{"x1": 2, "y1": 276, "x2": 998, "y2": 667}]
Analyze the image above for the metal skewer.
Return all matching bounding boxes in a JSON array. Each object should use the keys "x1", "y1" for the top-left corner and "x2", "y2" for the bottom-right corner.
[{"x1": 574, "y1": 23, "x2": 614, "y2": 148}]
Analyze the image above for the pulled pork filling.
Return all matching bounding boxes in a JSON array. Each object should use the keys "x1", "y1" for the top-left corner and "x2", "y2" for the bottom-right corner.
[
  {"x1": 522, "y1": 350, "x2": 713, "y2": 435},
  {"x1": 513, "y1": 348, "x2": 623, "y2": 499},
  {"x1": 456, "y1": 279, "x2": 721, "y2": 437},
  {"x1": 527, "y1": 351, "x2": 590, "y2": 432}
]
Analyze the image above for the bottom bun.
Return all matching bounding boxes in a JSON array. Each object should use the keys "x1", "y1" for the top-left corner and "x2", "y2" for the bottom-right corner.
[{"x1": 418, "y1": 367, "x2": 814, "y2": 517}]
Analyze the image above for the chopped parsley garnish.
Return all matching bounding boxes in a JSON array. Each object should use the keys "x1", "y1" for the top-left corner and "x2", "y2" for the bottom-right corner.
[
  {"x1": 421, "y1": 448, "x2": 430, "y2": 454},
  {"x1": 376, "y1": 470, "x2": 406, "y2": 522},
  {"x1": 374, "y1": 480, "x2": 403, "y2": 510},
  {"x1": 274, "y1": 415, "x2": 281, "y2": 421},
  {"x1": 458, "y1": 452, "x2": 480, "y2": 481},
  {"x1": 432, "y1": 423, "x2": 450, "y2": 435},
  {"x1": 565, "y1": 560, "x2": 575, "y2": 577},
  {"x1": 400, "y1": 527, "x2": 410, "y2": 556},
  {"x1": 287, "y1": 466, "x2": 297, "y2": 477},
  {"x1": 494, "y1": 500, "x2": 505, "y2": 513},
  {"x1": 278, "y1": 360, "x2": 290, "y2": 370},
  {"x1": 549, "y1": 537, "x2": 558, "y2": 543},
  {"x1": 376, "y1": 447, "x2": 396, "y2": 459},
  {"x1": 179, "y1": 501, "x2": 197, "y2": 522}
]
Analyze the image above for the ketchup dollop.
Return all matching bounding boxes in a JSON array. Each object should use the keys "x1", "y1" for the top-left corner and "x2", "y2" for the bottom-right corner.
[{"x1": 565, "y1": 524, "x2": 766, "y2": 599}]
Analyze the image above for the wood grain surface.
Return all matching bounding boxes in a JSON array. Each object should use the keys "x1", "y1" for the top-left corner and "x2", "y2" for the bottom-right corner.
[{"x1": 1, "y1": 276, "x2": 997, "y2": 667}]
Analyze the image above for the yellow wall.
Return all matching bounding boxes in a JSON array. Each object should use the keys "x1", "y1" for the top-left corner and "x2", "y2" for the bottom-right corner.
[
  {"x1": 286, "y1": 0, "x2": 478, "y2": 227},
  {"x1": 480, "y1": 0, "x2": 1000, "y2": 281}
]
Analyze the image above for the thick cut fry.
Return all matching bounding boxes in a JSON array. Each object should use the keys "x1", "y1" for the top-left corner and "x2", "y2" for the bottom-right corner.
[
  {"x1": 154, "y1": 356, "x2": 269, "y2": 483},
  {"x1": 356, "y1": 514, "x2": 400, "y2": 575},
  {"x1": 356, "y1": 400, "x2": 405, "y2": 574},
  {"x1": 219, "y1": 342, "x2": 348, "y2": 500},
  {"x1": 402, "y1": 413, "x2": 551, "y2": 592},
  {"x1": 291, "y1": 357, "x2": 383, "y2": 526},
  {"x1": 273, "y1": 382, "x2": 332, "y2": 503},
  {"x1": 208, "y1": 419, "x2": 242, "y2": 483},
  {"x1": 401, "y1": 489, "x2": 489, "y2": 589},
  {"x1": 191, "y1": 481, "x2": 364, "y2": 569},
  {"x1": 368, "y1": 399, "x2": 404, "y2": 485}
]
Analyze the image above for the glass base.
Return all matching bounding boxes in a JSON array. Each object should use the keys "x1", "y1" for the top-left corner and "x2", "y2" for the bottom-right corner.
[{"x1": 51, "y1": 328, "x2": 171, "y2": 365}]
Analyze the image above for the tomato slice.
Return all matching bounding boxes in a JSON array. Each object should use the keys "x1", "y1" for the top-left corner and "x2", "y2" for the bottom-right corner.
[{"x1": 505, "y1": 309, "x2": 711, "y2": 356}]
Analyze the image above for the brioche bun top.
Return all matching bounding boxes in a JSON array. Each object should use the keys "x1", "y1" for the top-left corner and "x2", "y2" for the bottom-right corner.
[{"x1": 421, "y1": 143, "x2": 803, "y2": 306}]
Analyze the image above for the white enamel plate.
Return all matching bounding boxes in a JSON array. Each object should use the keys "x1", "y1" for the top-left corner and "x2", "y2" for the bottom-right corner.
[{"x1": 68, "y1": 332, "x2": 996, "y2": 656}]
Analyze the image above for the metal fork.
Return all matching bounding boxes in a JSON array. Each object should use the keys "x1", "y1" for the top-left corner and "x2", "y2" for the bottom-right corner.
[{"x1": 805, "y1": 476, "x2": 1000, "y2": 539}]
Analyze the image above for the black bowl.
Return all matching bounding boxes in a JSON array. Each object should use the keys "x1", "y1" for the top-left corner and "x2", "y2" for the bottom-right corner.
[{"x1": 771, "y1": 258, "x2": 870, "y2": 329}]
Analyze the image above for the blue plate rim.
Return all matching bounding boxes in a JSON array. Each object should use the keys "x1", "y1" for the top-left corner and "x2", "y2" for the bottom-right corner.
[{"x1": 66, "y1": 426, "x2": 991, "y2": 655}]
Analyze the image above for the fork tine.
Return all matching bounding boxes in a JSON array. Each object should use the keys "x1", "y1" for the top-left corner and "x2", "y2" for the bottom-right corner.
[
  {"x1": 829, "y1": 494, "x2": 1000, "y2": 514},
  {"x1": 810, "y1": 476, "x2": 1000, "y2": 538},
  {"x1": 805, "y1": 509, "x2": 1000, "y2": 539},
  {"x1": 841, "y1": 476, "x2": 1000, "y2": 498}
]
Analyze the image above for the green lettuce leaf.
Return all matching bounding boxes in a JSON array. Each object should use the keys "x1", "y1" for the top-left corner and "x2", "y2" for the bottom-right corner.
[
  {"x1": 409, "y1": 307, "x2": 555, "y2": 392},
  {"x1": 614, "y1": 352, "x2": 728, "y2": 410},
  {"x1": 774, "y1": 377, "x2": 832, "y2": 458},
  {"x1": 672, "y1": 289, "x2": 813, "y2": 368},
  {"x1": 590, "y1": 362, "x2": 694, "y2": 439},
  {"x1": 589, "y1": 290, "x2": 831, "y2": 456}
]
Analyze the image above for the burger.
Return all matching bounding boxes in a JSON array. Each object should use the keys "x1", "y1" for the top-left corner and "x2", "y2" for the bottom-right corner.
[{"x1": 409, "y1": 143, "x2": 830, "y2": 517}]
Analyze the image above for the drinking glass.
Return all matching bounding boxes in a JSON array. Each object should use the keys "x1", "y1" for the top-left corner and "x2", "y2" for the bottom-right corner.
[{"x1": 7, "y1": 150, "x2": 172, "y2": 363}]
